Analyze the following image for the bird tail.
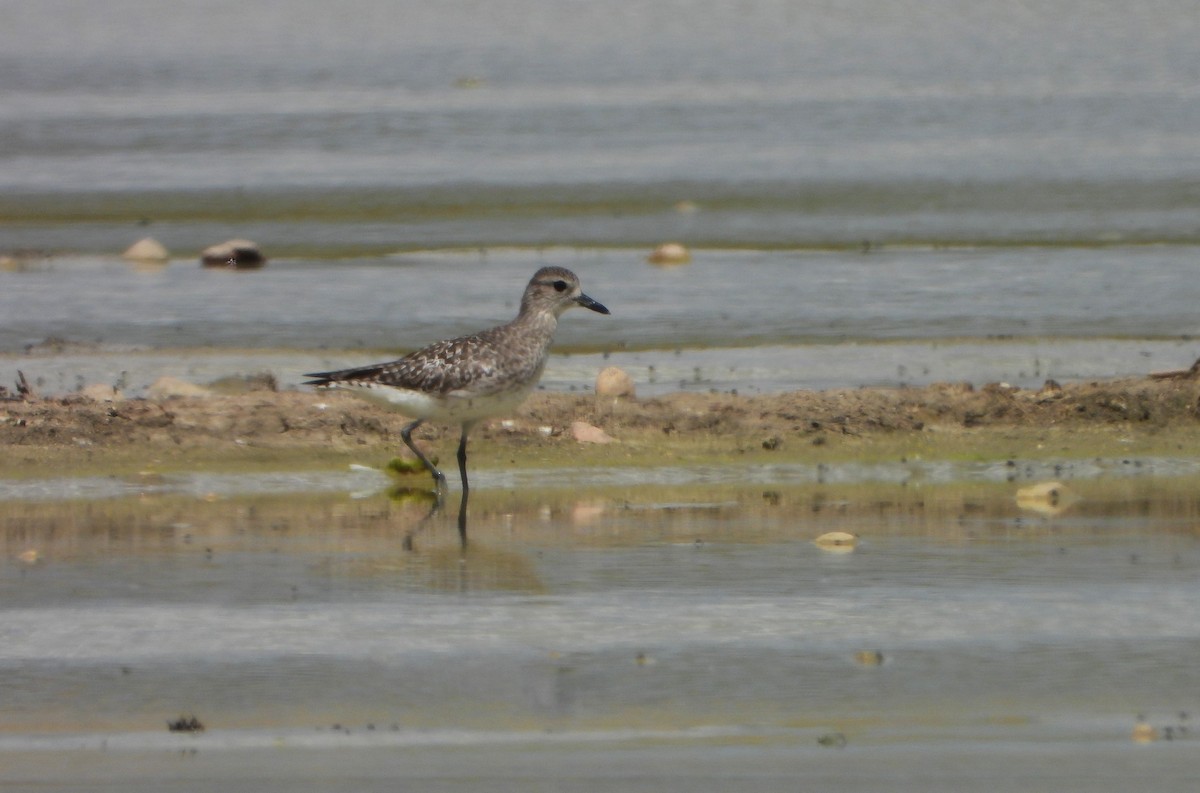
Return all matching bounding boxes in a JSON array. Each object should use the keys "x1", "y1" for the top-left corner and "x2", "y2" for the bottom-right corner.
[{"x1": 303, "y1": 362, "x2": 391, "y2": 387}]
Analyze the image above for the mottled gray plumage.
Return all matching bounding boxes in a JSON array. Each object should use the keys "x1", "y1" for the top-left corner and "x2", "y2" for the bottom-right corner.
[
  {"x1": 304, "y1": 266, "x2": 609, "y2": 498},
  {"x1": 305, "y1": 317, "x2": 552, "y2": 400}
]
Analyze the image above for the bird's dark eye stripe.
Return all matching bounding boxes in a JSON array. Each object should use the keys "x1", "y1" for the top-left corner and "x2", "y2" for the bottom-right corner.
[{"x1": 552, "y1": 280, "x2": 569, "y2": 292}]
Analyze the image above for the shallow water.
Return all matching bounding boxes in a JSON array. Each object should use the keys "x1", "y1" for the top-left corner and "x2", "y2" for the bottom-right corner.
[
  {"x1": 2, "y1": 473, "x2": 1199, "y2": 790},
  {"x1": 5, "y1": 246, "x2": 1200, "y2": 399},
  {"x1": 10, "y1": 245, "x2": 1200, "y2": 354},
  {"x1": 5, "y1": 1, "x2": 1200, "y2": 403},
  {"x1": 4, "y1": 1, "x2": 1200, "y2": 254}
]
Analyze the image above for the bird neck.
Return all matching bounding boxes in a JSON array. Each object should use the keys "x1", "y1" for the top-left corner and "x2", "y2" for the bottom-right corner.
[{"x1": 509, "y1": 306, "x2": 560, "y2": 345}]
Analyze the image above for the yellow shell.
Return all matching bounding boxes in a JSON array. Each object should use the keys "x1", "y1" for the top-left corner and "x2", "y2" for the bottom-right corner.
[{"x1": 814, "y1": 531, "x2": 858, "y2": 551}]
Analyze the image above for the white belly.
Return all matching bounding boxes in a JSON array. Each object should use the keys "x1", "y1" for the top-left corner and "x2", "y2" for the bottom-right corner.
[{"x1": 334, "y1": 380, "x2": 536, "y2": 424}]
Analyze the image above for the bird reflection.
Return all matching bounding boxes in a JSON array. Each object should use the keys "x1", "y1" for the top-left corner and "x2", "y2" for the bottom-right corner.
[{"x1": 386, "y1": 485, "x2": 469, "y2": 550}]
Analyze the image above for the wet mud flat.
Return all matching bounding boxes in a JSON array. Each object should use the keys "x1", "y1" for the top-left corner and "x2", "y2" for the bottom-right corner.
[{"x1": 3, "y1": 371, "x2": 1200, "y2": 479}]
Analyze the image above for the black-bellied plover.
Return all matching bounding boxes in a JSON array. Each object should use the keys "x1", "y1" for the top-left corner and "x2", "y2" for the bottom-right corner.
[{"x1": 304, "y1": 266, "x2": 609, "y2": 499}]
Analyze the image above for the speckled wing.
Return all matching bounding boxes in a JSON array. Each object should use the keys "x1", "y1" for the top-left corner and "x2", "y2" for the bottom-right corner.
[{"x1": 304, "y1": 325, "x2": 544, "y2": 398}]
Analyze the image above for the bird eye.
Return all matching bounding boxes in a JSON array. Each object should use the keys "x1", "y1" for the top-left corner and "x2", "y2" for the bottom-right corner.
[{"x1": 552, "y1": 280, "x2": 569, "y2": 292}]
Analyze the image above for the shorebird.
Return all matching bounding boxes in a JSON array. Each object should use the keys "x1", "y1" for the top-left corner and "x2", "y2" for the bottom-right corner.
[{"x1": 304, "y1": 266, "x2": 609, "y2": 499}]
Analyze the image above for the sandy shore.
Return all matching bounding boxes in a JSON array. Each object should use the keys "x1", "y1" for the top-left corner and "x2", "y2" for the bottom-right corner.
[{"x1": 3, "y1": 371, "x2": 1200, "y2": 479}]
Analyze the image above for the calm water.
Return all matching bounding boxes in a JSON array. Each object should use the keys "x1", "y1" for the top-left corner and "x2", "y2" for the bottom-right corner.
[
  {"x1": 4, "y1": 1, "x2": 1200, "y2": 392},
  {"x1": 4, "y1": 246, "x2": 1200, "y2": 397},
  {"x1": 4, "y1": 2, "x2": 1200, "y2": 788},
  {"x1": 2, "y1": 477, "x2": 1199, "y2": 791},
  {"x1": 2, "y1": 0, "x2": 1200, "y2": 254}
]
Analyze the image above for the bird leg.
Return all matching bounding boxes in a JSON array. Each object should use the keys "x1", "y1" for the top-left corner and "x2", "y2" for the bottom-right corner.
[
  {"x1": 400, "y1": 419, "x2": 447, "y2": 494},
  {"x1": 456, "y1": 424, "x2": 472, "y2": 494},
  {"x1": 456, "y1": 423, "x2": 474, "y2": 547}
]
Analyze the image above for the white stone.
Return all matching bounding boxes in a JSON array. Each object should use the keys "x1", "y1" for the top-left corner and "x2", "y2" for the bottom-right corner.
[{"x1": 122, "y1": 237, "x2": 169, "y2": 262}]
